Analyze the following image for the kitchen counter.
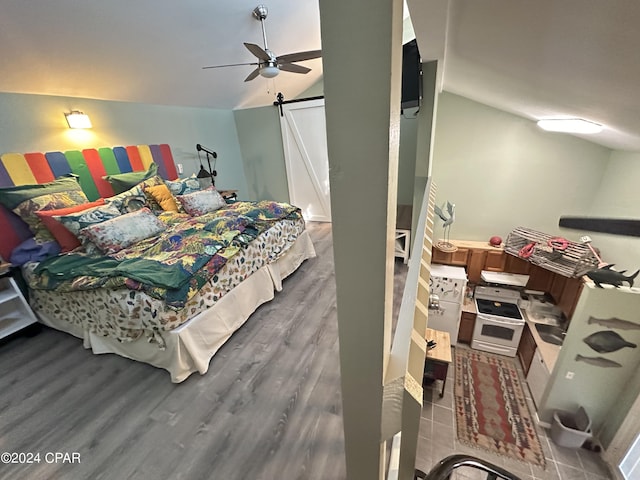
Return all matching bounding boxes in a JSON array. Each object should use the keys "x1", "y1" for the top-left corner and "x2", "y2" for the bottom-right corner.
[
  {"x1": 521, "y1": 308, "x2": 562, "y2": 372},
  {"x1": 462, "y1": 296, "x2": 477, "y2": 314}
]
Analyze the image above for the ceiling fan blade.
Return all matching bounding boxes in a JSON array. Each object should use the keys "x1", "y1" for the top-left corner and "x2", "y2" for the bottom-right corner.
[
  {"x1": 244, "y1": 42, "x2": 271, "y2": 61},
  {"x1": 277, "y1": 50, "x2": 322, "y2": 64},
  {"x1": 278, "y1": 63, "x2": 311, "y2": 74},
  {"x1": 559, "y1": 216, "x2": 640, "y2": 237},
  {"x1": 244, "y1": 67, "x2": 261, "y2": 82},
  {"x1": 202, "y1": 62, "x2": 258, "y2": 70}
]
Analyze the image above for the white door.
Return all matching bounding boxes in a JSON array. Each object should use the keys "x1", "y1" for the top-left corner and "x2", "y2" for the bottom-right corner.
[{"x1": 280, "y1": 99, "x2": 331, "y2": 222}]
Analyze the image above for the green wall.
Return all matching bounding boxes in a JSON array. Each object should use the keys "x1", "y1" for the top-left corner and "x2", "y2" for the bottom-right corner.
[
  {"x1": 0, "y1": 91, "x2": 248, "y2": 195},
  {"x1": 582, "y1": 150, "x2": 640, "y2": 268},
  {"x1": 233, "y1": 106, "x2": 290, "y2": 202},
  {"x1": 430, "y1": 92, "x2": 612, "y2": 244}
]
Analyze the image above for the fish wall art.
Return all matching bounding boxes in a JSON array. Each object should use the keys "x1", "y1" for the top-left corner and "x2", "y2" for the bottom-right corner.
[
  {"x1": 575, "y1": 354, "x2": 622, "y2": 368},
  {"x1": 583, "y1": 331, "x2": 637, "y2": 353},
  {"x1": 586, "y1": 264, "x2": 639, "y2": 288},
  {"x1": 587, "y1": 316, "x2": 640, "y2": 331}
]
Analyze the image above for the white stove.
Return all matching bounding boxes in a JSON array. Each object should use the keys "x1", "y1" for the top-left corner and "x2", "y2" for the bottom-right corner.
[{"x1": 472, "y1": 286, "x2": 525, "y2": 357}]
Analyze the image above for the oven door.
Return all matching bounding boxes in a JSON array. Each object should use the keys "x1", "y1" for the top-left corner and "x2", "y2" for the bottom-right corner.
[{"x1": 471, "y1": 314, "x2": 524, "y2": 357}]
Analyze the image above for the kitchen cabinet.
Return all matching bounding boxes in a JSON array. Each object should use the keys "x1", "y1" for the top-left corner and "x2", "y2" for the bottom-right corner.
[
  {"x1": 517, "y1": 323, "x2": 537, "y2": 376},
  {"x1": 458, "y1": 311, "x2": 476, "y2": 344},
  {"x1": 483, "y1": 250, "x2": 506, "y2": 271},
  {"x1": 466, "y1": 250, "x2": 486, "y2": 283},
  {"x1": 431, "y1": 248, "x2": 450, "y2": 265},
  {"x1": 432, "y1": 247, "x2": 469, "y2": 266},
  {"x1": 549, "y1": 274, "x2": 567, "y2": 304},
  {"x1": 526, "y1": 348, "x2": 550, "y2": 410},
  {"x1": 504, "y1": 254, "x2": 531, "y2": 275},
  {"x1": 526, "y1": 265, "x2": 555, "y2": 292},
  {"x1": 558, "y1": 277, "x2": 584, "y2": 320},
  {"x1": 432, "y1": 239, "x2": 586, "y2": 323}
]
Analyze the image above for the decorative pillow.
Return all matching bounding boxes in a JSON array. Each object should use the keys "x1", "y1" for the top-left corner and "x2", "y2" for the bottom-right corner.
[
  {"x1": 36, "y1": 199, "x2": 106, "y2": 252},
  {"x1": 165, "y1": 175, "x2": 202, "y2": 196},
  {"x1": 105, "y1": 175, "x2": 165, "y2": 213},
  {"x1": 0, "y1": 175, "x2": 83, "y2": 210},
  {"x1": 13, "y1": 190, "x2": 89, "y2": 241},
  {"x1": 177, "y1": 188, "x2": 227, "y2": 216},
  {"x1": 145, "y1": 184, "x2": 179, "y2": 212},
  {"x1": 80, "y1": 207, "x2": 166, "y2": 255},
  {"x1": 104, "y1": 163, "x2": 159, "y2": 194},
  {"x1": 9, "y1": 237, "x2": 61, "y2": 267},
  {"x1": 54, "y1": 203, "x2": 122, "y2": 238},
  {"x1": 0, "y1": 175, "x2": 87, "y2": 242}
]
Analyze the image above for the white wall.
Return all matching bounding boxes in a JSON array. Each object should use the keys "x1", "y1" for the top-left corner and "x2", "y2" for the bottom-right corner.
[
  {"x1": 0, "y1": 92, "x2": 248, "y2": 194},
  {"x1": 430, "y1": 92, "x2": 612, "y2": 243}
]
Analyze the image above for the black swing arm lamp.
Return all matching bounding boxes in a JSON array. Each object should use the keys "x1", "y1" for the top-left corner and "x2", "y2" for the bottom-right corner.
[{"x1": 196, "y1": 143, "x2": 217, "y2": 187}]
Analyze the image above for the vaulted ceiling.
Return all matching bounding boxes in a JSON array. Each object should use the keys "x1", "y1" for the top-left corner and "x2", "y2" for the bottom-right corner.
[{"x1": 2, "y1": 0, "x2": 640, "y2": 151}]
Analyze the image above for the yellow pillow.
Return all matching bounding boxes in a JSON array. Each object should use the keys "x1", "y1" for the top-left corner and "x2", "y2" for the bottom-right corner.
[{"x1": 145, "y1": 184, "x2": 179, "y2": 212}]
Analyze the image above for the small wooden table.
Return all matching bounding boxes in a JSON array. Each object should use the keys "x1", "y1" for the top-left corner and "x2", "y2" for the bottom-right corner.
[{"x1": 423, "y1": 328, "x2": 452, "y2": 397}]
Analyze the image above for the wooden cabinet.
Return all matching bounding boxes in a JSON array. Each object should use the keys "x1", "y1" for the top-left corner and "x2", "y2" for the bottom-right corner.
[
  {"x1": 450, "y1": 248, "x2": 470, "y2": 266},
  {"x1": 504, "y1": 254, "x2": 531, "y2": 275},
  {"x1": 558, "y1": 277, "x2": 584, "y2": 320},
  {"x1": 458, "y1": 311, "x2": 476, "y2": 344},
  {"x1": 467, "y1": 250, "x2": 486, "y2": 284},
  {"x1": 517, "y1": 324, "x2": 537, "y2": 376},
  {"x1": 432, "y1": 247, "x2": 469, "y2": 266},
  {"x1": 549, "y1": 274, "x2": 567, "y2": 304},
  {"x1": 484, "y1": 250, "x2": 506, "y2": 271},
  {"x1": 526, "y1": 265, "x2": 555, "y2": 292},
  {"x1": 431, "y1": 240, "x2": 586, "y2": 322}
]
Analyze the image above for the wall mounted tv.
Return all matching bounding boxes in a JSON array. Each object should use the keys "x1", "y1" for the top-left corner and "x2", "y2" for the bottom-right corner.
[{"x1": 401, "y1": 39, "x2": 422, "y2": 109}]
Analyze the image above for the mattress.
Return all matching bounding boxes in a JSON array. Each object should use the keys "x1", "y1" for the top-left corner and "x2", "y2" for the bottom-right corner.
[{"x1": 36, "y1": 228, "x2": 316, "y2": 382}]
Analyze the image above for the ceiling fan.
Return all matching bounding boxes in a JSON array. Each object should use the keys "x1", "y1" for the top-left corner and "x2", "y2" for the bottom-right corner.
[{"x1": 202, "y1": 4, "x2": 321, "y2": 82}]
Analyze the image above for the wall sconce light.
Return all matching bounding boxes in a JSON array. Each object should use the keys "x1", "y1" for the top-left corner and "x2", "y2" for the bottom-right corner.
[{"x1": 65, "y1": 110, "x2": 92, "y2": 129}]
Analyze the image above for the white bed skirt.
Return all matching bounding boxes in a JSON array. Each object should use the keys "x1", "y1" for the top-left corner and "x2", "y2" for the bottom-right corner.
[{"x1": 37, "y1": 230, "x2": 316, "y2": 382}]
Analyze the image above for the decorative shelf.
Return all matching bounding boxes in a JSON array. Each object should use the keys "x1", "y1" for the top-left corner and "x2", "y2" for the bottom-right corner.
[{"x1": 504, "y1": 227, "x2": 599, "y2": 278}]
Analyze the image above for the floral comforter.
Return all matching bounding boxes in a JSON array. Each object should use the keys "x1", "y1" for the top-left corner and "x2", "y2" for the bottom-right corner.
[{"x1": 28, "y1": 201, "x2": 302, "y2": 308}]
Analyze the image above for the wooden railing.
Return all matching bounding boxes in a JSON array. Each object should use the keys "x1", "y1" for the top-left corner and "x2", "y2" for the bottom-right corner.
[{"x1": 383, "y1": 178, "x2": 436, "y2": 480}]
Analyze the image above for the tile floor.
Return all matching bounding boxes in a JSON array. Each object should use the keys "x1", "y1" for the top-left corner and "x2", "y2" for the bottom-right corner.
[{"x1": 415, "y1": 346, "x2": 614, "y2": 480}]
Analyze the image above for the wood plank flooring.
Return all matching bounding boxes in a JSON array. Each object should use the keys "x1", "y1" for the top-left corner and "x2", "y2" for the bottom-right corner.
[{"x1": 0, "y1": 222, "x2": 353, "y2": 480}]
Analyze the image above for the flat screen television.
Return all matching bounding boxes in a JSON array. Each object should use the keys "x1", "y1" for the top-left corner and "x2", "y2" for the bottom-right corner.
[{"x1": 401, "y1": 39, "x2": 422, "y2": 109}]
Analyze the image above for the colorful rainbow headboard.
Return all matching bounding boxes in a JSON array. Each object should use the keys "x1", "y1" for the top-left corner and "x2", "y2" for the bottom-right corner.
[{"x1": 0, "y1": 144, "x2": 179, "y2": 260}]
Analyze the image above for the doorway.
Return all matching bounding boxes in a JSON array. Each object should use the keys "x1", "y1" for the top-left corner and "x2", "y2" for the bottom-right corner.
[{"x1": 279, "y1": 99, "x2": 331, "y2": 222}]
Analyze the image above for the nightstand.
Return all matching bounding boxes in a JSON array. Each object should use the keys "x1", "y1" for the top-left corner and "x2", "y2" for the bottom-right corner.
[
  {"x1": 218, "y1": 189, "x2": 238, "y2": 203},
  {"x1": 0, "y1": 271, "x2": 39, "y2": 340}
]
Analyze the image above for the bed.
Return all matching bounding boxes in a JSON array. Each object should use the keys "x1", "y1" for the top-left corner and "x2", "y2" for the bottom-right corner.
[{"x1": 0, "y1": 144, "x2": 315, "y2": 382}]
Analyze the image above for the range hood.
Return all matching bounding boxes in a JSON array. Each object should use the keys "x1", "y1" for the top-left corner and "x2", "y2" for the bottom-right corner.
[{"x1": 480, "y1": 270, "x2": 530, "y2": 287}]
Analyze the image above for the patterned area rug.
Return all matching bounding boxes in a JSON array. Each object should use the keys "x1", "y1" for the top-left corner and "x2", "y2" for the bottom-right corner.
[{"x1": 454, "y1": 348, "x2": 546, "y2": 467}]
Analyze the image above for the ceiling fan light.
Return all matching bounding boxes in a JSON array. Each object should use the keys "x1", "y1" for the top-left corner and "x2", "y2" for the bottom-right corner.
[
  {"x1": 260, "y1": 65, "x2": 279, "y2": 78},
  {"x1": 537, "y1": 118, "x2": 603, "y2": 134}
]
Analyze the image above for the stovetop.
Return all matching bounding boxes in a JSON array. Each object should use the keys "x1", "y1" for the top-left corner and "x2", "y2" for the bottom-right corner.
[
  {"x1": 475, "y1": 298, "x2": 523, "y2": 320},
  {"x1": 474, "y1": 285, "x2": 524, "y2": 320}
]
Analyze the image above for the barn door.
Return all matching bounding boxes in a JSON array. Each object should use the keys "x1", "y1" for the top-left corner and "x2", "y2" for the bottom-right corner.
[{"x1": 280, "y1": 99, "x2": 331, "y2": 222}]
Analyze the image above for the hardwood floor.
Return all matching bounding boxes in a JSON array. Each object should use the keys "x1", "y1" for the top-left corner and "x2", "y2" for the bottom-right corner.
[{"x1": 0, "y1": 222, "x2": 348, "y2": 480}]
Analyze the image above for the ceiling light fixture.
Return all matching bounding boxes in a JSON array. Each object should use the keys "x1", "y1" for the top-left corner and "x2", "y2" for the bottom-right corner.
[
  {"x1": 64, "y1": 110, "x2": 92, "y2": 129},
  {"x1": 537, "y1": 118, "x2": 603, "y2": 134},
  {"x1": 260, "y1": 64, "x2": 279, "y2": 79}
]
